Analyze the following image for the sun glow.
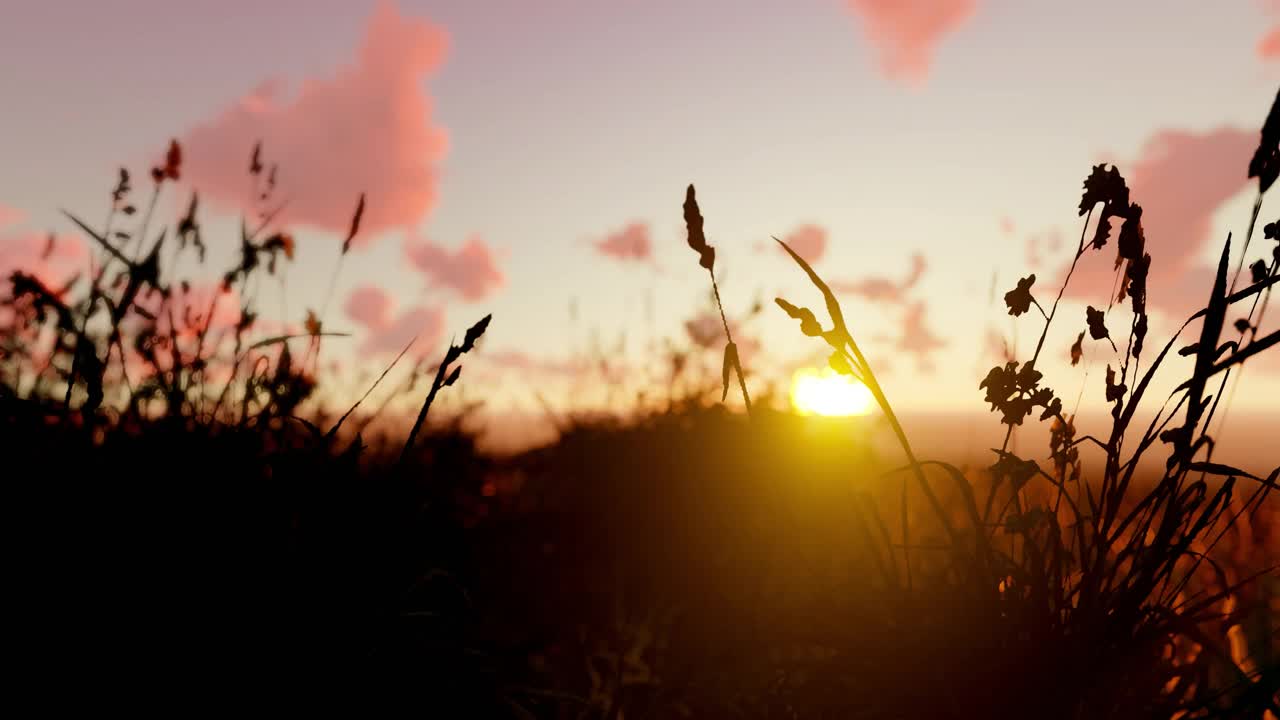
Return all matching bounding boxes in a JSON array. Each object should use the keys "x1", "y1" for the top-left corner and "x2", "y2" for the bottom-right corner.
[{"x1": 789, "y1": 367, "x2": 875, "y2": 417}]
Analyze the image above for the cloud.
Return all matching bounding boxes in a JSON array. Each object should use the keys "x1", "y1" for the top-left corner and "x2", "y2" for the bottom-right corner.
[
  {"x1": 182, "y1": 1, "x2": 449, "y2": 244},
  {"x1": 1262, "y1": 27, "x2": 1280, "y2": 59},
  {"x1": 893, "y1": 301, "x2": 947, "y2": 371},
  {"x1": 830, "y1": 252, "x2": 926, "y2": 303},
  {"x1": 780, "y1": 224, "x2": 829, "y2": 264},
  {"x1": 482, "y1": 349, "x2": 589, "y2": 377},
  {"x1": 0, "y1": 204, "x2": 25, "y2": 229},
  {"x1": 593, "y1": 222, "x2": 653, "y2": 263},
  {"x1": 1020, "y1": 229, "x2": 1065, "y2": 271},
  {"x1": 1058, "y1": 128, "x2": 1256, "y2": 318},
  {"x1": 343, "y1": 285, "x2": 394, "y2": 331},
  {"x1": 684, "y1": 309, "x2": 762, "y2": 359},
  {"x1": 404, "y1": 233, "x2": 506, "y2": 301},
  {"x1": 132, "y1": 283, "x2": 242, "y2": 339},
  {"x1": 342, "y1": 284, "x2": 446, "y2": 357},
  {"x1": 0, "y1": 223, "x2": 87, "y2": 291},
  {"x1": 844, "y1": 0, "x2": 978, "y2": 84}
]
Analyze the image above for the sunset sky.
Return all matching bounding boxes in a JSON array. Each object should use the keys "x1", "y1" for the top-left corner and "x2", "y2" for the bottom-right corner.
[{"x1": 2, "y1": 0, "x2": 1279, "y2": 427}]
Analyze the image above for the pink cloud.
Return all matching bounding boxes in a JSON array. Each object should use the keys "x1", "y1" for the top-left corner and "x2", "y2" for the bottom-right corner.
[
  {"x1": 363, "y1": 305, "x2": 446, "y2": 357},
  {"x1": 343, "y1": 284, "x2": 445, "y2": 358},
  {"x1": 1058, "y1": 128, "x2": 1256, "y2": 318},
  {"x1": 895, "y1": 301, "x2": 946, "y2": 371},
  {"x1": 830, "y1": 252, "x2": 926, "y2": 303},
  {"x1": 182, "y1": 1, "x2": 449, "y2": 244},
  {"x1": 0, "y1": 204, "x2": 25, "y2": 229},
  {"x1": 404, "y1": 233, "x2": 506, "y2": 301},
  {"x1": 132, "y1": 283, "x2": 242, "y2": 339},
  {"x1": 999, "y1": 216, "x2": 1015, "y2": 236},
  {"x1": 594, "y1": 222, "x2": 653, "y2": 263},
  {"x1": 0, "y1": 226, "x2": 87, "y2": 291},
  {"x1": 482, "y1": 349, "x2": 588, "y2": 377},
  {"x1": 844, "y1": 0, "x2": 978, "y2": 84},
  {"x1": 778, "y1": 224, "x2": 828, "y2": 264},
  {"x1": 684, "y1": 309, "x2": 762, "y2": 360},
  {"x1": 344, "y1": 285, "x2": 394, "y2": 331},
  {"x1": 1260, "y1": 26, "x2": 1280, "y2": 59}
]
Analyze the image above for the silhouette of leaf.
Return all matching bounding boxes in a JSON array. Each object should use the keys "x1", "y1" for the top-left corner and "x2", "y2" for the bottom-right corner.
[
  {"x1": 683, "y1": 185, "x2": 715, "y2": 271},
  {"x1": 1040, "y1": 396, "x2": 1062, "y2": 421},
  {"x1": 444, "y1": 365, "x2": 462, "y2": 387},
  {"x1": 1250, "y1": 259, "x2": 1268, "y2": 285},
  {"x1": 1070, "y1": 331, "x2": 1085, "y2": 366},
  {"x1": 774, "y1": 236, "x2": 849, "y2": 345},
  {"x1": 990, "y1": 450, "x2": 1039, "y2": 492},
  {"x1": 720, "y1": 341, "x2": 739, "y2": 402},
  {"x1": 1116, "y1": 204, "x2": 1145, "y2": 261},
  {"x1": 62, "y1": 210, "x2": 131, "y2": 266},
  {"x1": 1134, "y1": 313, "x2": 1148, "y2": 358},
  {"x1": 1249, "y1": 88, "x2": 1279, "y2": 193},
  {"x1": 1126, "y1": 253, "x2": 1150, "y2": 315},
  {"x1": 829, "y1": 350, "x2": 855, "y2": 376},
  {"x1": 1186, "y1": 461, "x2": 1263, "y2": 482},
  {"x1": 1078, "y1": 165, "x2": 1129, "y2": 249},
  {"x1": 326, "y1": 335, "x2": 415, "y2": 441},
  {"x1": 1105, "y1": 364, "x2": 1126, "y2": 403},
  {"x1": 1091, "y1": 214, "x2": 1113, "y2": 250},
  {"x1": 163, "y1": 139, "x2": 182, "y2": 181},
  {"x1": 1003, "y1": 274, "x2": 1036, "y2": 316},
  {"x1": 112, "y1": 168, "x2": 131, "y2": 204},
  {"x1": 250, "y1": 141, "x2": 263, "y2": 176},
  {"x1": 342, "y1": 193, "x2": 366, "y2": 255},
  {"x1": 1086, "y1": 306, "x2": 1109, "y2": 342},
  {"x1": 305, "y1": 309, "x2": 322, "y2": 336},
  {"x1": 1079, "y1": 164, "x2": 1129, "y2": 214},
  {"x1": 460, "y1": 314, "x2": 491, "y2": 354},
  {"x1": 775, "y1": 298, "x2": 823, "y2": 336}
]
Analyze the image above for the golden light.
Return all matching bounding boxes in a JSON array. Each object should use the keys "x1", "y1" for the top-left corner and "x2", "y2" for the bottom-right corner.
[{"x1": 790, "y1": 367, "x2": 875, "y2": 417}]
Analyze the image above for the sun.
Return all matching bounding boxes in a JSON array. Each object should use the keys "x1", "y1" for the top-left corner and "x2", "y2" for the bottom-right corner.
[{"x1": 790, "y1": 367, "x2": 876, "y2": 417}]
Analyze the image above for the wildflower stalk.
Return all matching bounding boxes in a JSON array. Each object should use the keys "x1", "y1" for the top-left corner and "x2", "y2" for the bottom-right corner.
[{"x1": 683, "y1": 185, "x2": 752, "y2": 416}]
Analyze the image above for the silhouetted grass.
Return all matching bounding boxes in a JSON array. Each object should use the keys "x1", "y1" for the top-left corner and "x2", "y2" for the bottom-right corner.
[{"x1": 2, "y1": 94, "x2": 1277, "y2": 718}]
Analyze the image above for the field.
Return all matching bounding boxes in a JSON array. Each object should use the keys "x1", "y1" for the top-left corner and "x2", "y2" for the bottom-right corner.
[{"x1": 3, "y1": 84, "x2": 1279, "y2": 720}]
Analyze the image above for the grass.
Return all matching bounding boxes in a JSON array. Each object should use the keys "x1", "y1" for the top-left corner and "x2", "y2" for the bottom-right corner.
[{"x1": 1, "y1": 94, "x2": 1277, "y2": 716}]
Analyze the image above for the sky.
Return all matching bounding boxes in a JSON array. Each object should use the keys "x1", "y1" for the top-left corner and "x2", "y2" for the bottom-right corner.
[{"x1": 1, "y1": 0, "x2": 1279, "y2": 433}]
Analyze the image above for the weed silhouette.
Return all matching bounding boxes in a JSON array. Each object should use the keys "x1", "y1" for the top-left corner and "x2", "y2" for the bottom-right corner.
[{"x1": 2, "y1": 96, "x2": 1277, "y2": 719}]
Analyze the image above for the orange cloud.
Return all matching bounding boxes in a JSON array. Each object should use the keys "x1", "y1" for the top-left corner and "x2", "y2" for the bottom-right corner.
[
  {"x1": 1260, "y1": 26, "x2": 1280, "y2": 59},
  {"x1": 343, "y1": 284, "x2": 445, "y2": 358},
  {"x1": 404, "y1": 233, "x2": 506, "y2": 301},
  {"x1": 594, "y1": 222, "x2": 652, "y2": 263},
  {"x1": 182, "y1": 1, "x2": 448, "y2": 244},
  {"x1": 845, "y1": 0, "x2": 978, "y2": 84}
]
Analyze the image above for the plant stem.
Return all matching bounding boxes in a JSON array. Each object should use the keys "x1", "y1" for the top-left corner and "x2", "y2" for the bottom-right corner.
[{"x1": 708, "y1": 270, "x2": 752, "y2": 416}]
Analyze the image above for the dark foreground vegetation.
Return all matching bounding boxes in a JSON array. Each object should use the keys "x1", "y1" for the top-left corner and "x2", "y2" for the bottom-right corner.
[{"x1": 4, "y1": 94, "x2": 1280, "y2": 716}]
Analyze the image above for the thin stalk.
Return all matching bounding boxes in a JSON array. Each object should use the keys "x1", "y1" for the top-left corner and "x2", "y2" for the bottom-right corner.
[{"x1": 708, "y1": 270, "x2": 752, "y2": 416}]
